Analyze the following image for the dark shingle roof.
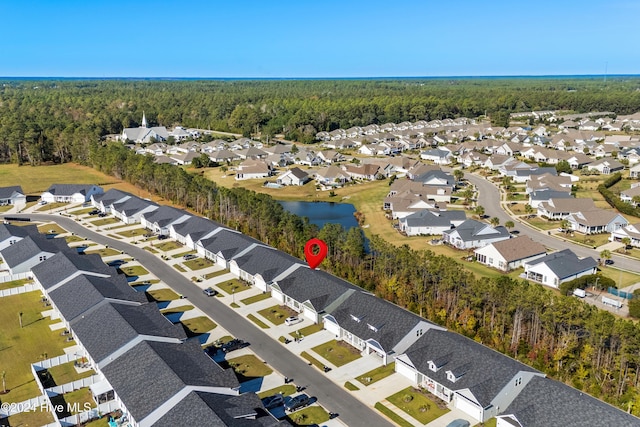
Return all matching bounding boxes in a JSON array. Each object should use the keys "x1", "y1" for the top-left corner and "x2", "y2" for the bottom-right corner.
[
  {"x1": 101, "y1": 340, "x2": 239, "y2": 422},
  {"x1": 232, "y1": 246, "x2": 303, "y2": 282},
  {"x1": 201, "y1": 229, "x2": 263, "y2": 260},
  {"x1": 141, "y1": 205, "x2": 191, "y2": 228},
  {"x1": 92, "y1": 188, "x2": 131, "y2": 205},
  {"x1": 32, "y1": 252, "x2": 114, "y2": 289},
  {"x1": 0, "y1": 235, "x2": 70, "y2": 267},
  {"x1": 155, "y1": 391, "x2": 286, "y2": 427},
  {"x1": 274, "y1": 268, "x2": 357, "y2": 312},
  {"x1": 443, "y1": 219, "x2": 510, "y2": 242},
  {"x1": 0, "y1": 186, "x2": 24, "y2": 199},
  {"x1": 45, "y1": 184, "x2": 96, "y2": 196},
  {"x1": 403, "y1": 329, "x2": 540, "y2": 407},
  {"x1": 172, "y1": 216, "x2": 225, "y2": 242},
  {"x1": 529, "y1": 190, "x2": 573, "y2": 201},
  {"x1": 112, "y1": 197, "x2": 158, "y2": 216},
  {"x1": 526, "y1": 249, "x2": 598, "y2": 279},
  {"x1": 50, "y1": 274, "x2": 147, "y2": 321},
  {"x1": 70, "y1": 302, "x2": 185, "y2": 362},
  {"x1": 0, "y1": 223, "x2": 38, "y2": 242},
  {"x1": 402, "y1": 210, "x2": 466, "y2": 227},
  {"x1": 501, "y1": 376, "x2": 640, "y2": 427}
]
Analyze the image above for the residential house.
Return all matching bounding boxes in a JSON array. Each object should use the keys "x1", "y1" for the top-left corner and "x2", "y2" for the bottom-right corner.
[
  {"x1": 525, "y1": 173, "x2": 573, "y2": 195},
  {"x1": 587, "y1": 158, "x2": 624, "y2": 175},
  {"x1": 235, "y1": 160, "x2": 273, "y2": 180},
  {"x1": 524, "y1": 249, "x2": 598, "y2": 288},
  {"x1": 395, "y1": 329, "x2": 544, "y2": 422},
  {"x1": 323, "y1": 290, "x2": 444, "y2": 365},
  {"x1": 41, "y1": 184, "x2": 104, "y2": 203},
  {"x1": 0, "y1": 223, "x2": 37, "y2": 251},
  {"x1": 0, "y1": 186, "x2": 26, "y2": 208},
  {"x1": 610, "y1": 223, "x2": 640, "y2": 248},
  {"x1": 496, "y1": 376, "x2": 640, "y2": 427},
  {"x1": 111, "y1": 197, "x2": 159, "y2": 224},
  {"x1": 528, "y1": 190, "x2": 574, "y2": 209},
  {"x1": 196, "y1": 228, "x2": 264, "y2": 269},
  {"x1": 228, "y1": 245, "x2": 304, "y2": 292},
  {"x1": 620, "y1": 186, "x2": 640, "y2": 206},
  {"x1": 536, "y1": 198, "x2": 595, "y2": 220},
  {"x1": 208, "y1": 149, "x2": 240, "y2": 164},
  {"x1": 169, "y1": 151, "x2": 199, "y2": 165},
  {"x1": 315, "y1": 165, "x2": 351, "y2": 186},
  {"x1": 442, "y1": 219, "x2": 511, "y2": 250},
  {"x1": 343, "y1": 163, "x2": 381, "y2": 181},
  {"x1": 270, "y1": 268, "x2": 356, "y2": 324},
  {"x1": 140, "y1": 206, "x2": 192, "y2": 236},
  {"x1": 276, "y1": 167, "x2": 310, "y2": 186},
  {"x1": 398, "y1": 210, "x2": 467, "y2": 236},
  {"x1": 0, "y1": 234, "x2": 69, "y2": 276},
  {"x1": 566, "y1": 209, "x2": 628, "y2": 234},
  {"x1": 91, "y1": 189, "x2": 132, "y2": 213},
  {"x1": 169, "y1": 216, "x2": 223, "y2": 249},
  {"x1": 513, "y1": 167, "x2": 558, "y2": 184},
  {"x1": 317, "y1": 150, "x2": 344, "y2": 164},
  {"x1": 420, "y1": 148, "x2": 453, "y2": 165},
  {"x1": 630, "y1": 163, "x2": 640, "y2": 178},
  {"x1": 474, "y1": 236, "x2": 547, "y2": 272}
]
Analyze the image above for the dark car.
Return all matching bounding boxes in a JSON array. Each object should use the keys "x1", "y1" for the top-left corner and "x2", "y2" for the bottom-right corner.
[
  {"x1": 88, "y1": 209, "x2": 100, "y2": 215},
  {"x1": 262, "y1": 394, "x2": 284, "y2": 409},
  {"x1": 97, "y1": 212, "x2": 107, "y2": 217},
  {"x1": 158, "y1": 234, "x2": 168, "y2": 240},
  {"x1": 605, "y1": 259, "x2": 614, "y2": 265},
  {"x1": 222, "y1": 339, "x2": 247, "y2": 353},
  {"x1": 445, "y1": 420, "x2": 470, "y2": 427},
  {"x1": 284, "y1": 394, "x2": 311, "y2": 412},
  {"x1": 203, "y1": 287, "x2": 217, "y2": 297}
]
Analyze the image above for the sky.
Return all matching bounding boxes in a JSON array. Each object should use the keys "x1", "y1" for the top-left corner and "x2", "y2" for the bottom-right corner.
[{"x1": 0, "y1": 0, "x2": 638, "y2": 78}]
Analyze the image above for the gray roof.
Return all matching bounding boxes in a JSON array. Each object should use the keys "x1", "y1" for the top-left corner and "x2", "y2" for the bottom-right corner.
[
  {"x1": 101, "y1": 340, "x2": 239, "y2": 422},
  {"x1": 155, "y1": 391, "x2": 286, "y2": 427},
  {"x1": 201, "y1": 229, "x2": 263, "y2": 260},
  {"x1": 0, "y1": 235, "x2": 70, "y2": 267},
  {"x1": 515, "y1": 167, "x2": 557, "y2": 177},
  {"x1": 141, "y1": 205, "x2": 191, "y2": 228},
  {"x1": 413, "y1": 169, "x2": 454, "y2": 185},
  {"x1": 402, "y1": 209, "x2": 466, "y2": 228},
  {"x1": 527, "y1": 249, "x2": 598, "y2": 279},
  {"x1": 32, "y1": 252, "x2": 114, "y2": 289},
  {"x1": 501, "y1": 376, "x2": 640, "y2": 427},
  {"x1": 0, "y1": 186, "x2": 24, "y2": 199},
  {"x1": 92, "y1": 188, "x2": 132, "y2": 205},
  {"x1": 70, "y1": 302, "x2": 185, "y2": 362},
  {"x1": 274, "y1": 268, "x2": 357, "y2": 312},
  {"x1": 328, "y1": 291, "x2": 427, "y2": 352},
  {"x1": 529, "y1": 190, "x2": 573, "y2": 201},
  {"x1": 288, "y1": 167, "x2": 308, "y2": 179},
  {"x1": 112, "y1": 197, "x2": 158, "y2": 216},
  {"x1": 172, "y1": 216, "x2": 225, "y2": 242},
  {"x1": 44, "y1": 184, "x2": 97, "y2": 196},
  {"x1": 50, "y1": 274, "x2": 147, "y2": 322},
  {"x1": 232, "y1": 246, "x2": 302, "y2": 281},
  {"x1": 443, "y1": 219, "x2": 511, "y2": 242},
  {"x1": 403, "y1": 329, "x2": 540, "y2": 407},
  {"x1": 0, "y1": 223, "x2": 38, "y2": 242}
]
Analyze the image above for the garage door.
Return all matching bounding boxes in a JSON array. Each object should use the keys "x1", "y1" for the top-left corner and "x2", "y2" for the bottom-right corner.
[
  {"x1": 302, "y1": 306, "x2": 317, "y2": 323},
  {"x1": 395, "y1": 360, "x2": 416, "y2": 382},
  {"x1": 455, "y1": 394, "x2": 482, "y2": 421}
]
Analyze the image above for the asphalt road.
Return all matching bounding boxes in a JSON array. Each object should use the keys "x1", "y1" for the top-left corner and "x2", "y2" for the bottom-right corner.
[
  {"x1": 10, "y1": 213, "x2": 393, "y2": 427},
  {"x1": 464, "y1": 173, "x2": 639, "y2": 274}
]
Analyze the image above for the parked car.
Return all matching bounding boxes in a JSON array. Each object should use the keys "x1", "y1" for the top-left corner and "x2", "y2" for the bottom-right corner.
[
  {"x1": 203, "y1": 287, "x2": 217, "y2": 297},
  {"x1": 183, "y1": 254, "x2": 197, "y2": 260},
  {"x1": 445, "y1": 420, "x2": 470, "y2": 427},
  {"x1": 284, "y1": 394, "x2": 311, "y2": 412},
  {"x1": 605, "y1": 259, "x2": 614, "y2": 265},
  {"x1": 88, "y1": 209, "x2": 100, "y2": 215},
  {"x1": 285, "y1": 316, "x2": 302, "y2": 326},
  {"x1": 158, "y1": 234, "x2": 168, "y2": 240},
  {"x1": 97, "y1": 212, "x2": 107, "y2": 217},
  {"x1": 262, "y1": 394, "x2": 284, "y2": 409},
  {"x1": 222, "y1": 339, "x2": 247, "y2": 353}
]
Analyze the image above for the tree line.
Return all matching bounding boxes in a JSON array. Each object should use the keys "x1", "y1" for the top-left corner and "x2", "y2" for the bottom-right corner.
[
  {"x1": 2, "y1": 77, "x2": 640, "y2": 164},
  {"x1": 89, "y1": 142, "x2": 640, "y2": 414}
]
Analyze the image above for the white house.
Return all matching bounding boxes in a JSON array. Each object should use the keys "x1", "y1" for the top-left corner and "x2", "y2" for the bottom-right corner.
[
  {"x1": 566, "y1": 209, "x2": 628, "y2": 235},
  {"x1": 524, "y1": 249, "x2": 598, "y2": 288},
  {"x1": 442, "y1": 219, "x2": 511, "y2": 250},
  {"x1": 41, "y1": 184, "x2": 103, "y2": 204},
  {"x1": 610, "y1": 223, "x2": 640, "y2": 248},
  {"x1": 474, "y1": 236, "x2": 547, "y2": 272},
  {"x1": 0, "y1": 186, "x2": 26, "y2": 208},
  {"x1": 276, "y1": 167, "x2": 310, "y2": 186},
  {"x1": 398, "y1": 210, "x2": 466, "y2": 236}
]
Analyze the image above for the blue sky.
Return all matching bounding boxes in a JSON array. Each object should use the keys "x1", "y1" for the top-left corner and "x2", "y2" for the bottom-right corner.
[{"x1": 1, "y1": 0, "x2": 638, "y2": 77}]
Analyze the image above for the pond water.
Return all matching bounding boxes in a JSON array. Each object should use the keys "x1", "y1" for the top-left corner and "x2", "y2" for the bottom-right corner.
[{"x1": 279, "y1": 201, "x2": 359, "y2": 230}]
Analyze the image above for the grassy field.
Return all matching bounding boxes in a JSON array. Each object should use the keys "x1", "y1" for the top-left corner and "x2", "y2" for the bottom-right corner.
[
  {"x1": 155, "y1": 241, "x2": 183, "y2": 252},
  {"x1": 225, "y1": 354, "x2": 273, "y2": 381},
  {"x1": 91, "y1": 217, "x2": 120, "y2": 227},
  {"x1": 217, "y1": 279, "x2": 249, "y2": 295},
  {"x1": 258, "y1": 304, "x2": 296, "y2": 326},
  {"x1": 0, "y1": 292, "x2": 72, "y2": 403},
  {"x1": 147, "y1": 288, "x2": 180, "y2": 301},
  {"x1": 116, "y1": 228, "x2": 148, "y2": 238},
  {"x1": 247, "y1": 314, "x2": 270, "y2": 329},
  {"x1": 184, "y1": 257, "x2": 214, "y2": 270},
  {"x1": 181, "y1": 316, "x2": 217, "y2": 336},
  {"x1": 286, "y1": 405, "x2": 330, "y2": 426},
  {"x1": 37, "y1": 223, "x2": 68, "y2": 235},
  {"x1": 85, "y1": 247, "x2": 121, "y2": 257},
  {"x1": 289, "y1": 322, "x2": 324, "y2": 338},
  {"x1": 118, "y1": 265, "x2": 149, "y2": 277},
  {"x1": 311, "y1": 340, "x2": 362, "y2": 367},
  {"x1": 600, "y1": 267, "x2": 640, "y2": 289},
  {"x1": 387, "y1": 386, "x2": 450, "y2": 424},
  {"x1": 241, "y1": 292, "x2": 272, "y2": 305},
  {"x1": 356, "y1": 362, "x2": 396, "y2": 386}
]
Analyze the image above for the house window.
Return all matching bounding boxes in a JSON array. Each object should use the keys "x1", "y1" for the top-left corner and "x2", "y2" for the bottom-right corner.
[
  {"x1": 416, "y1": 328, "x2": 423, "y2": 337},
  {"x1": 9, "y1": 240, "x2": 16, "y2": 245},
  {"x1": 515, "y1": 377, "x2": 522, "y2": 387},
  {"x1": 446, "y1": 371, "x2": 456, "y2": 383},
  {"x1": 428, "y1": 361, "x2": 437, "y2": 372},
  {"x1": 488, "y1": 257, "x2": 493, "y2": 264},
  {"x1": 39, "y1": 255, "x2": 47, "y2": 261}
]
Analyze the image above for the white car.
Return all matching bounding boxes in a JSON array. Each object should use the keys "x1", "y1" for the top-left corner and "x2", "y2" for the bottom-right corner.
[{"x1": 285, "y1": 316, "x2": 302, "y2": 326}]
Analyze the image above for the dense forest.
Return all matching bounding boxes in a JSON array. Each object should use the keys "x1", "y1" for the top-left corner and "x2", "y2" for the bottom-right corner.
[
  {"x1": 90, "y1": 142, "x2": 640, "y2": 415},
  {"x1": 2, "y1": 77, "x2": 640, "y2": 164},
  {"x1": 5, "y1": 77, "x2": 640, "y2": 413}
]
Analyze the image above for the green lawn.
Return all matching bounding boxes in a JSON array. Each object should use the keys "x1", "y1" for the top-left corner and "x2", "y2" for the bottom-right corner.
[
  {"x1": 258, "y1": 304, "x2": 296, "y2": 326},
  {"x1": 204, "y1": 268, "x2": 230, "y2": 279},
  {"x1": 5, "y1": 408, "x2": 56, "y2": 427},
  {"x1": 286, "y1": 405, "x2": 330, "y2": 425},
  {"x1": 172, "y1": 249, "x2": 197, "y2": 258},
  {"x1": 0, "y1": 205, "x2": 13, "y2": 212},
  {"x1": 63, "y1": 387, "x2": 96, "y2": 414},
  {"x1": 217, "y1": 279, "x2": 249, "y2": 295},
  {"x1": 0, "y1": 163, "x2": 120, "y2": 194},
  {"x1": 375, "y1": 402, "x2": 413, "y2": 427},
  {"x1": 289, "y1": 322, "x2": 324, "y2": 338},
  {"x1": 0, "y1": 292, "x2": 72, "y2": 403},
  {"x1": 147, "y1": 288, "x2": 180, "y2": 301},
  {"x1": 226, "y1": 354, "x2": 273, "y2": 381},
  {"x1": 143, "y1": 245, "x2": 159, "y2": 254},
  {"x1": 523, "y1": 217, "x2": 560, "y2": 230},
  {"x1": 36, "y1": 202, "x2": 68, "y2": 211},
  {"x1": 65, "y1": 235, "x2": 86, "y2": 243},
  {"x1": 47, "y1": 361, "x2": 95, "y2": 385},
  {"x1": 160, "y1": 305, "x2": 194, "y2": 314},
  {"x1": 247, "y1": 314, "x2": 270, "y2": 329},
  {"x1": 561, "y1": 232, "x2": 611, "y2": 248},
  {"x1": 68, "y1": 207, "x2": 97, "y2": 215},
  {"x1": 344, "y1": 381, "x2": 360, "y2": 391},
  {"x1": 91, "y1": 217, "x2": 120, "y2": 227},
  {"x1": 118, "y1": 265, "x2": 149, "y2": 277},
  {"x1": 181, "y1": 316, "x2": 217, "y2": 336},
  {"x1": 116, "y1": 228, "x2": 148, "y2": 238},
  {"x1": 0, "y1": 278, "x2": 33, "y2": 291},
  {"x1": 311, "y1": 340, "x2": 361, "y2": 367},
  {"x1": 301, "y1": 351, "x2": 326, "y2": 370},
  {"x1": 184, "y1": 257, "x2": 214, "y2": 270},
  {"x1": 356, "y1": 362, "x2": 396, "y2": 386},
  {"x1": 85, "y1": 247, "x2": 121, "y2": 257},
  {"x1": 155, "y1": 241, "x2": 183, "y2": 252},
  {"x1": 600, "y1": 268, "x2": 640, "y2": 289},
  {"x1": 387, "y1": 387, "x2": 450, "y2": 424},
  {"x1": 241, "y1": 292, "x2": 272, "y2": 305},
  {"x1": 173, "y1": 264, "x2": 187, "y2": 272},
  {"x1": 258, "y1": 384, "x2": 296, "y2": 398}
]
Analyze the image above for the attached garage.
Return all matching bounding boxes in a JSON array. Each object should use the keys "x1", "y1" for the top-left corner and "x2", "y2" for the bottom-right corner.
[
  {"x1": 394, "y1": 358, "x2": 417, "y2": 382},
  {"x1": 302, "y1": 305, "x2": 317, "y2": 323},
  {"x1": 454, "y1": 394, "x2": 483, "y2": 421},
  {"x1": 323, "y1": 315, "x2": 340, "y2": 336}
]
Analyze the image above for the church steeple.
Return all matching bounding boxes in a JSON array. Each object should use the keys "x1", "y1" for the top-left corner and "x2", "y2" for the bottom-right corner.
[{"x1": 141, "y1": 112, "x2": 148, "y2": 128}]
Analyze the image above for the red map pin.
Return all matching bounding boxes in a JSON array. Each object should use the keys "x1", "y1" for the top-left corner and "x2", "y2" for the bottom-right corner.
[{"x1": 304, "y1": 238, "x2": 328, "y2": 270}]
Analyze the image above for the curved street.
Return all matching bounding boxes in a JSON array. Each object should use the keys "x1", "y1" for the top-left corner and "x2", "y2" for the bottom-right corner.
[
  {"x1": 8, "y1": 213, "x2": 394, "y2": 427},
  {"x1": 463, "y1": 173, "x2": 639, "y2": 274}
]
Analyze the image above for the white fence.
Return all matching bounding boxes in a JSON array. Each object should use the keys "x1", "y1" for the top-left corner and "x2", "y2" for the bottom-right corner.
[
  {"x1": 0, "y1": 395, "x2": 49, "y2": 417},
  {"x1": 0, "y1": 282, "x2": 38, "y2": 297},
  {"x1": 45, "y1": 375, "x2": 101, "y2": 395},
  {"x1": 32, "y1": 352, "x2": 81, "y2": 371},
  {"x1": 57, "y1": 401, "x2": 121, "y2": 427}
]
